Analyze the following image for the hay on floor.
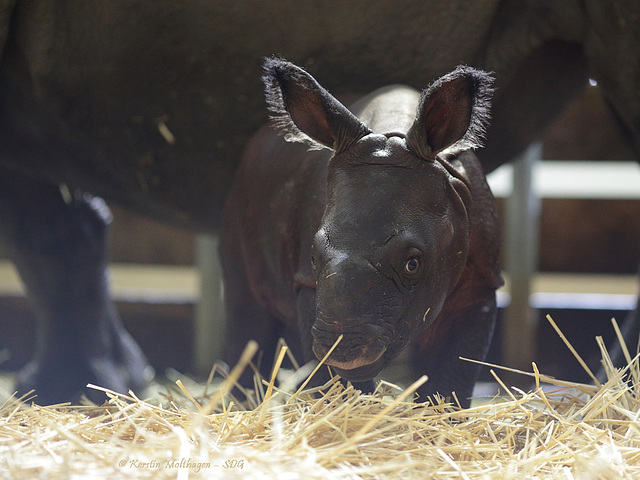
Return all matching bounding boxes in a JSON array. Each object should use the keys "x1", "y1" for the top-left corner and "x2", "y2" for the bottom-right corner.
[{"x1": 1, "y1": 316, "x2": 640, "y2": 479}]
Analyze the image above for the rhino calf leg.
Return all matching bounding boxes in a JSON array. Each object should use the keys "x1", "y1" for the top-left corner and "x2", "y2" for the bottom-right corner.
[
  {"x1": 0, "y1": 175, "x2": 151, "y2": 404},
  {"x1": 415, "y1": 287, "x2": 498, "y2": 408},
  {"x1": 219, "y1": 244, "x2": 285, "y2": 391}
]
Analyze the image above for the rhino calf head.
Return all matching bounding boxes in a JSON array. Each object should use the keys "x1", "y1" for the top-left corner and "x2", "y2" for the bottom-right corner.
[{"x1": 262, "y1": 58, "x2": 494, "y2": 382}]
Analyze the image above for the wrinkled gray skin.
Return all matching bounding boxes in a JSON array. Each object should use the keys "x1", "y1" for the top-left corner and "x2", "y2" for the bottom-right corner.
[
  {"x1": 221, "y1": 59, "x2": 503, "y2": 407},
  {"x1": 0, "y1": 0, "x2": 637, "y2": 403}
]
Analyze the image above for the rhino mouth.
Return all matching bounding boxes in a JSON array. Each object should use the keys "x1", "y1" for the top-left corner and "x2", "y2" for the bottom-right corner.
[
  {"x1": 332, "y1": 357, "x2": 388, "y2": 382},
  {"x1": 320, "y1": 344, "x2": 386, "y2": 370},
  {"x1": 311, "y1": 321, "x2": 391, "y2": 380}
]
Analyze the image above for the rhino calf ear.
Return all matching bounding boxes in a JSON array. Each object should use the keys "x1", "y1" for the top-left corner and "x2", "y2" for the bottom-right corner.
[
  {"x1": 407, "y1": 66, "x2": 494, "y2": 160},
  {"x1": 263, "y1": 58, "x2": 370, "y2": 152}
]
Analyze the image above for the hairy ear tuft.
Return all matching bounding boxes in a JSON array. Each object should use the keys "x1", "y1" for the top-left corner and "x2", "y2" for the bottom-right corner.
[
  {"x1": 407, "y1": 66, "x2": 494, "y2": 160},
  {"x1": 262, "y1": 57, "x2": 371, "y2": 152},
  {"x1": 263, "y1": 57, "x2": 328, "y2": 149}
]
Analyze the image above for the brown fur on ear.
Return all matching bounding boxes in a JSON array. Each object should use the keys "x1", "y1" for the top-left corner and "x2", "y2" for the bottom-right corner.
[
  {"x1": 263, "y1": 57, "x2": 371, "y2": 152},
  {"x1": 407, "y1": 66, "x2": 494, "y2": 160}
]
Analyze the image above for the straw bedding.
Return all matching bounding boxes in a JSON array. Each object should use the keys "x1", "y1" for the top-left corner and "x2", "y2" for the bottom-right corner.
[{"x1": 2, "y1": 315, "x2": 640, "y2": 479}]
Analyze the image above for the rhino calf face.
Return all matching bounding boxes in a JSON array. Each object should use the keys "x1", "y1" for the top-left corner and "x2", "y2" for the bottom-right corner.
[{"x1": 309, "y1": 134, "x2": 470, "y2": 381}]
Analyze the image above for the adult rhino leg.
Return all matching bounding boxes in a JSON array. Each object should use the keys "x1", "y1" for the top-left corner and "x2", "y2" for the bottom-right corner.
[
  {"x1": 415, "y1": 286, "x2": 498, "y2": 409},
  {"x1": 0, "y1": 174, "x2": 151, "y2": 404}
]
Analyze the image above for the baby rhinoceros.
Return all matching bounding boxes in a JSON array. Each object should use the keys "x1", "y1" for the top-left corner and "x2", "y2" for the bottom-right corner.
[{"x1": 220, "y1": 58, "x2": 503, "y2": 407}]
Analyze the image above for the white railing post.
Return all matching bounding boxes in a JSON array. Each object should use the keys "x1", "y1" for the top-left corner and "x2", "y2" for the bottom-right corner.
[
  {"x1": 502, "y1": 142, "x2": 542, "y2": 378},
  {"x1": 193, "y1": 234, "x2": 225, "y2": 375}
]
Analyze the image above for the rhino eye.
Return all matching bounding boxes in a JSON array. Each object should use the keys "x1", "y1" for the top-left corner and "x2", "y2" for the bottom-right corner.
[{"x1": 404, "y1": 256, "x2": 421, "y2": 275}]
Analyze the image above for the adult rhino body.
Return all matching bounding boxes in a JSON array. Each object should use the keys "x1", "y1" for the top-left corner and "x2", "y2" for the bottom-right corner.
[
  {"x1": 0, "y1": 0, "x2": 637, "y2": 403},
  {"x1": 221, "y1": 59, "x2": 503, "y2": 407}
]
